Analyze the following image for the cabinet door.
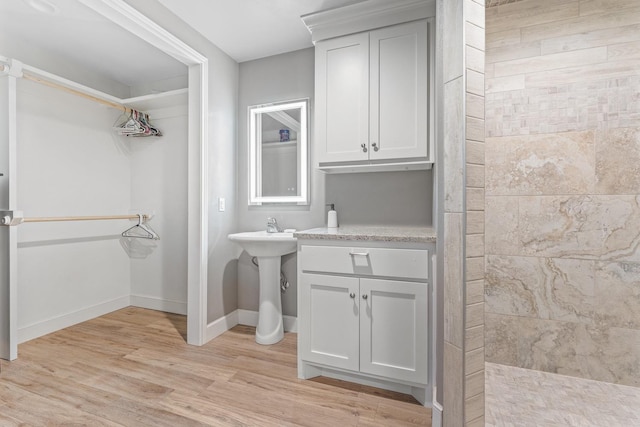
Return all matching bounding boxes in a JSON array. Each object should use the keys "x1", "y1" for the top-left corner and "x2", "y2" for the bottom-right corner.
[
  {"x1": 359, "y1": 278, "x2": 428, "y2": 384},
  {"x1": 369, "y1": 20, "x2": 429, "y2": 161},
  {"x1": 299, "y1": 273, "x2": 360, "y2": 371},
  {"x1": 315, "y1": 33, "x2": 369, "y2": 164}
]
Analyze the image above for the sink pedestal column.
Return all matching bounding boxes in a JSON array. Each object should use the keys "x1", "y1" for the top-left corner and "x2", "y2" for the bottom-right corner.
[{"x1": 255, "y1": 255, "x2": 284, "y2": 345}]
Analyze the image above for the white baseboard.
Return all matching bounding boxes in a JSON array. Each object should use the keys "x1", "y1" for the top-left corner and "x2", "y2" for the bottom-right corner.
[
  {"x1": 206, "y1": 310, "x2": 239, "y2": 342},
  {"x1": 432, "y1": 400, "x2": 443, "y2": 427},
  {"x1": 130, "y1": 295, "x2": 187, "y2": 315},
  {"x1": 237, "y1": 309, "x2": 297, "y2": 333},
  {"x1": 18, "y1": 295, "x2": 130, "y2": 344}
]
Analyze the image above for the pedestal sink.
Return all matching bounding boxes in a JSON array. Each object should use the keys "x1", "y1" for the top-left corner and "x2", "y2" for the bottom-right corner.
[{"x1": 228, "y1": 230, "x2": 297, "y2": 345}]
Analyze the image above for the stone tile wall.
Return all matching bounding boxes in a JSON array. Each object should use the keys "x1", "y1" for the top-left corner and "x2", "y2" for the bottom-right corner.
[{"x1": 485, "y1": 0, "x2": 640, "y2": 387}]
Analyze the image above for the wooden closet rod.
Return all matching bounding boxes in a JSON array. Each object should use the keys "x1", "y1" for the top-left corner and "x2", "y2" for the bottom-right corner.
[
  {"x1": 22, "y1": 214, "x2": 150, "y2": 223},
  {"x1": 22, "y1": 72, "x2": 129, "y2": 113}
]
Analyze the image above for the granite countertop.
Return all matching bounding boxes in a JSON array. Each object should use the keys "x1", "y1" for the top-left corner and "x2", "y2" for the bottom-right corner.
[{"x1": 294, "y1": 225, "x2": 436, "y2": 243}]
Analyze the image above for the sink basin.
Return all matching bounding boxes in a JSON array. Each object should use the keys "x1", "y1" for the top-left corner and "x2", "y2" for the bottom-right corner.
[
  {"x1": 228, "y1": 230, "x2": 297, "y2": 345},
  {"x1": 227, "y1": 230, "x2": 296, "y2": 257}
]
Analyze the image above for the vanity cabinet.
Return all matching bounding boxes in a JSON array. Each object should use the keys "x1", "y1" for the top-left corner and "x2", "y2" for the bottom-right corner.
[
  {"x1": 298, "y1": 243, "x2": 431, "y2": 391},
  {"x1": 315, "y1": 19, "x2": 431, "y2": 170}
]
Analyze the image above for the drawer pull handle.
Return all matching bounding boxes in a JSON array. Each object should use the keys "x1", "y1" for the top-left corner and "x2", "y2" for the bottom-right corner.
[
  {"x1": 349, "y1": 292, "x2": 356, "y2": 299},
  {"x1": 349, "y1": 251, "x2": 369, "y2": 257},
  {"x1": 362, "y1": 294, "x2": 368, "y2": 300}
]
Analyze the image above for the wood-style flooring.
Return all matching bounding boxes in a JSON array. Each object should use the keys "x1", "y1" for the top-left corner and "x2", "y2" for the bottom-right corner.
[{"x1": 0, "y1": 307, "x2": 431, "y2": 426}]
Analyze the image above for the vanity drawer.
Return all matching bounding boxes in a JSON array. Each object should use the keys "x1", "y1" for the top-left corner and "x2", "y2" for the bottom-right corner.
[{"x1": 300, "y1": 245, "x2": 429, "y2": 280}]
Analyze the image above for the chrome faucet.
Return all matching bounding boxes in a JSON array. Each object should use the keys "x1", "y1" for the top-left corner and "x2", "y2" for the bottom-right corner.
[{"x1": 266, "y1": 217, "x2": 283, "y2": 233}]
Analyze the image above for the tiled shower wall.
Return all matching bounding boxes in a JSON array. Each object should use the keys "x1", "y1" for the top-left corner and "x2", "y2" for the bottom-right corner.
[{"x1": 485, "y1": 0, "x2": 640, "y2": 387}]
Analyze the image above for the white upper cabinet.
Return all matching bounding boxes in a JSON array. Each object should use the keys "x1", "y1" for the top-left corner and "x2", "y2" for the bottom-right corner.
[{"x1": 314, "y1": 19, "x2": 432, "y2": 172}]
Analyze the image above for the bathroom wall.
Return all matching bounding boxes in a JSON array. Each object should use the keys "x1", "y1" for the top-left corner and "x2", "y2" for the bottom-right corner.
[
  {"x1": 125, "y1": 0, "x2": 241, "y2": 323},
  {"x1": 485, "y1": 0, "x2": 640, "y2": 386},
  {"x1": 236, "y1": 48, "x2": 322, "y2": 318},
  {"x1": 438, "y1": 0, "x2": 486, "y2": 425}
]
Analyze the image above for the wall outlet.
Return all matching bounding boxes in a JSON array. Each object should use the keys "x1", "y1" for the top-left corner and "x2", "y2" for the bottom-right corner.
[{"x1": 218, "y1": 197, "x2": 225, "y2": 212}]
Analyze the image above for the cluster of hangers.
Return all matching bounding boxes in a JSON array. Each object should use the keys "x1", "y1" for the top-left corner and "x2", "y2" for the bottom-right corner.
[
  {"x1": 122, "y1": 214, "x2": 160, "y2": 240},
  {"x1": 114, "y1": 109, "x2": 162, "y2": 137}
]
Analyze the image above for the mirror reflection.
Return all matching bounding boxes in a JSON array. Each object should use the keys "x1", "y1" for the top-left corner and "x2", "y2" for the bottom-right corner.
[{"x1": 249, "y1": 99, "x2": 309, "y2": 205}]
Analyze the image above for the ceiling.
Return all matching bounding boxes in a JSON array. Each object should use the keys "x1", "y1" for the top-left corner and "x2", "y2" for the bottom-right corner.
[
  {"x1": 156, "y1": 0, "x2": 365, "y2": 63},
  {"x1": 0, "y1": 0, "x2": 364, "y2": 89}
]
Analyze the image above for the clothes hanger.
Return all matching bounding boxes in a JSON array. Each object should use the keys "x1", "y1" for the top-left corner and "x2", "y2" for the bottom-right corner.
[{"x1": 121, "y1": 214, "x2": 160, "y2": 240}]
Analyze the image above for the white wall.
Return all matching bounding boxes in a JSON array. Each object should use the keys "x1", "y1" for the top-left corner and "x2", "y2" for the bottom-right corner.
[
  {"x1": 16, "y1": 79, "x2": 131, "y2": 341},
  {"x1": 124, "y1": 0, "x2": 240, "y2": 323},
  {"x1": 129, "y1": 107, "x2": 189, "y2": 314}
]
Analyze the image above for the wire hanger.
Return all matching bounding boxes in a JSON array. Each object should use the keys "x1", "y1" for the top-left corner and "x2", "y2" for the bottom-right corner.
[{"x1": 121, "y1": 214, "x2": 160, "y2": 240}]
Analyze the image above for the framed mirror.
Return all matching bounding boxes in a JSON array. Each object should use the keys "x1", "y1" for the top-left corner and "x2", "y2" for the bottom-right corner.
[{"x1": 249, "y1": 99, "x2": 309, "y2": 205}]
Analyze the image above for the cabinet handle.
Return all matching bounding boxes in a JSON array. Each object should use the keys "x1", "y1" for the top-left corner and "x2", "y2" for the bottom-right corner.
[
  {"x1": 360, "y1": 143, "x2": 368, "y2": 153},
  {"x1": 349, "y1": 251, "x2": 369, "y2": 257},
  {"x1": 362, "y1": 294, "x2": 368, "y2": 300},
  {"x1": 372, "y1": 142, "x2": 379, "y2": 152},
  {"x1": 349, "y1": 292, "x2": 356, "y2": 299}
]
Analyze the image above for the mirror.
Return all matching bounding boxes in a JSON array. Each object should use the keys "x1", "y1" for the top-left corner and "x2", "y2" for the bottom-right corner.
[{"x1": 249, "y1": 99, "x2": 309, "y2": 205}]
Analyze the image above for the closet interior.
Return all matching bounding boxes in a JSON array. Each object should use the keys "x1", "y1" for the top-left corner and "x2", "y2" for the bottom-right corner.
[{"x1": 0, "y1": 0, "x2": 204, "y2": 360}]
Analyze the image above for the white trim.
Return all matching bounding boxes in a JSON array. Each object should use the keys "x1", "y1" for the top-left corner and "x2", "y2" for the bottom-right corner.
[
  {"x1": 77, "y1": 0, "x2": 206, "y2": 65},
  {"x1": 237, "y1": 309, "x2": 298, "y2": 333},
  {"x1": 206, "y1": 310, "x2": 239, "y2": 342},
  {"x1": 17, "y1": 296, "x2": 130, "y2": 344},
  {"x1": 431, "y1": 399, "x2": 443, "y2": 427},
  {"x1": 130, "y1": 295, "x2": 187, "y2": 315},
  {"x1": 302, "y1": 0, "x2": 436, "y2": 44}
]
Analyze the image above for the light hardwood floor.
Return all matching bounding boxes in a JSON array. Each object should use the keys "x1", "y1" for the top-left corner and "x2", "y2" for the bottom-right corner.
[{"x1": 0, "y1": 307, "x2": 431, "y2": 426}]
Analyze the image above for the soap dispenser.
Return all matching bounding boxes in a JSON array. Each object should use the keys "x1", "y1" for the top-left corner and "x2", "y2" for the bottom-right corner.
[{"x1": 327, "y1": 204, "x2": 338, "y2": 228}]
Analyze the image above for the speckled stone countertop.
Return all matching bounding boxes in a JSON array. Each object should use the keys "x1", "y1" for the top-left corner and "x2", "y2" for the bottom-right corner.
[{"x1": 294, "y1": 226, "x2": 436, "y2": 243}]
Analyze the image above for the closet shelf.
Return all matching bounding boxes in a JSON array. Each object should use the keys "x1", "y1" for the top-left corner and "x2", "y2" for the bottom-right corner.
[{"x1": 123, "y1": 88, "x2": 188, "y2": 112}]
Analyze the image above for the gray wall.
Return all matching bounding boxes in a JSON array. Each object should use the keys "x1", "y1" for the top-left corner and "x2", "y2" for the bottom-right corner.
[
  {"x1": 326, "y1": 170, "x2": 433, "y2": 226},
  {"x1": 237, "y1": 48, "x2": 323, "y2": 316}
]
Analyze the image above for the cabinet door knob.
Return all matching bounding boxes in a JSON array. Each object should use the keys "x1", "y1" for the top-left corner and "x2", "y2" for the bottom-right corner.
[
  {"x1": 362, "y1": 294, "x2": 368, "y2": 300},
  {"x1": 350, "y1": 292, "x2": 356, "y2": 299},
  {"x1": 371, "y1": 142, "x2": 379, "y2": 152},
  {"x1": 360, "y1": 143, "x2": 368, "y2": 153}
]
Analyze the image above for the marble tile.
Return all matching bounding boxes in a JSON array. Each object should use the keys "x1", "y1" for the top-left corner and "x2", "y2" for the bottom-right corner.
[
  {"x1": 595, "y1": 127, "x2": 640, "y2": 194},
  {"x1": 466, "y1": 302, "x2": 484, "y2": 328},
  {"x1": 466, "y1": 163, "x2": 484, "y2": 188},
  {"x1": 466, "y1": 325, "x2": 484, "y2": 350},
  {"x1": 465, "y1": 46, "x2": 484, "y2": 75},
  {"x1": 465, "y1": 392, "x2": 484, "y2": 422},
  {"x1": 594, "y1": 261, "x2": 640, "y2": 329},
  {"x1": 485, "y1": 313, "x2": 640, "y2": 386},
  {"x1": 485, "y1": 131, "x2": 596, "y2": 196},
  {"x1": 465, "y1": 369, "x2": 484, "y2": 398},
  {"x1": 444, "y1": 77, "x2": 465, "y2": 212},
  {"x1": 444, "y1": 213, "x2": 465, "y2": 347},
  {"x1": 466, "y1": 70, "x2": 485, "y2": 98},
  {"x1": 466, "y1": 187, "x2": 485, "y2": 211},
  {"x1": 465, "y1": 346, "x2": 485, "y2": 375},
  {"x1": 466, "y1": 116, "x2": 485, "y2": 143},
  {"x1": 465, "y1": 21, "x2": 485, "y2": 51},
  {"x1": 466, "y1": 211, "x2": 485, "y2": 235},
  {"x1": 486, "y1": 362, "x2": 640, "y2": 427},
  {"x1": 443, "y1": 342, "x2": 464, "y2": 427},
  {"x1": 465, "y1": 0, "x2": 485, "y2": 29},
  {"x1": 518, "y1": 195, "x2": 640, "y2": 260},
  {"x1": 466, "y1": 279, "x2": 485, "y2": 305},
  {"x1": 466, "y1": 92, "x2": 485, "y2": 120},
  {"x1": 443, "y1": 0, "x2": 464, "y2": 82},
  {"x1": 485, "y1": 196, "x2": 519, "y2": 255},
  {"x1": 485, "y1": 255, "x2": 596, "y2": 323},
  {"x1": 466, "y1": 233, "x2": 484, "y2": 257},
  {"x1": 466, "y1": 415, "x2": 484, "y2": 427},
  {"x1": 466, "y1": 140, "x2": 484, "y2": 165},
  {"x1": 466, "y1": 256, "x2": 484, "y2": 281}
]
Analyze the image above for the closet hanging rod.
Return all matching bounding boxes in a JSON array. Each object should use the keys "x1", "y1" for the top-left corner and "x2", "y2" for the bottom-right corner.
[
  {"x1": 22, "y1": 73, "x2": 129, "y2": 113},
  {"x1": 0, "y1": 212, "x2": 151, "y2": 226}
]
